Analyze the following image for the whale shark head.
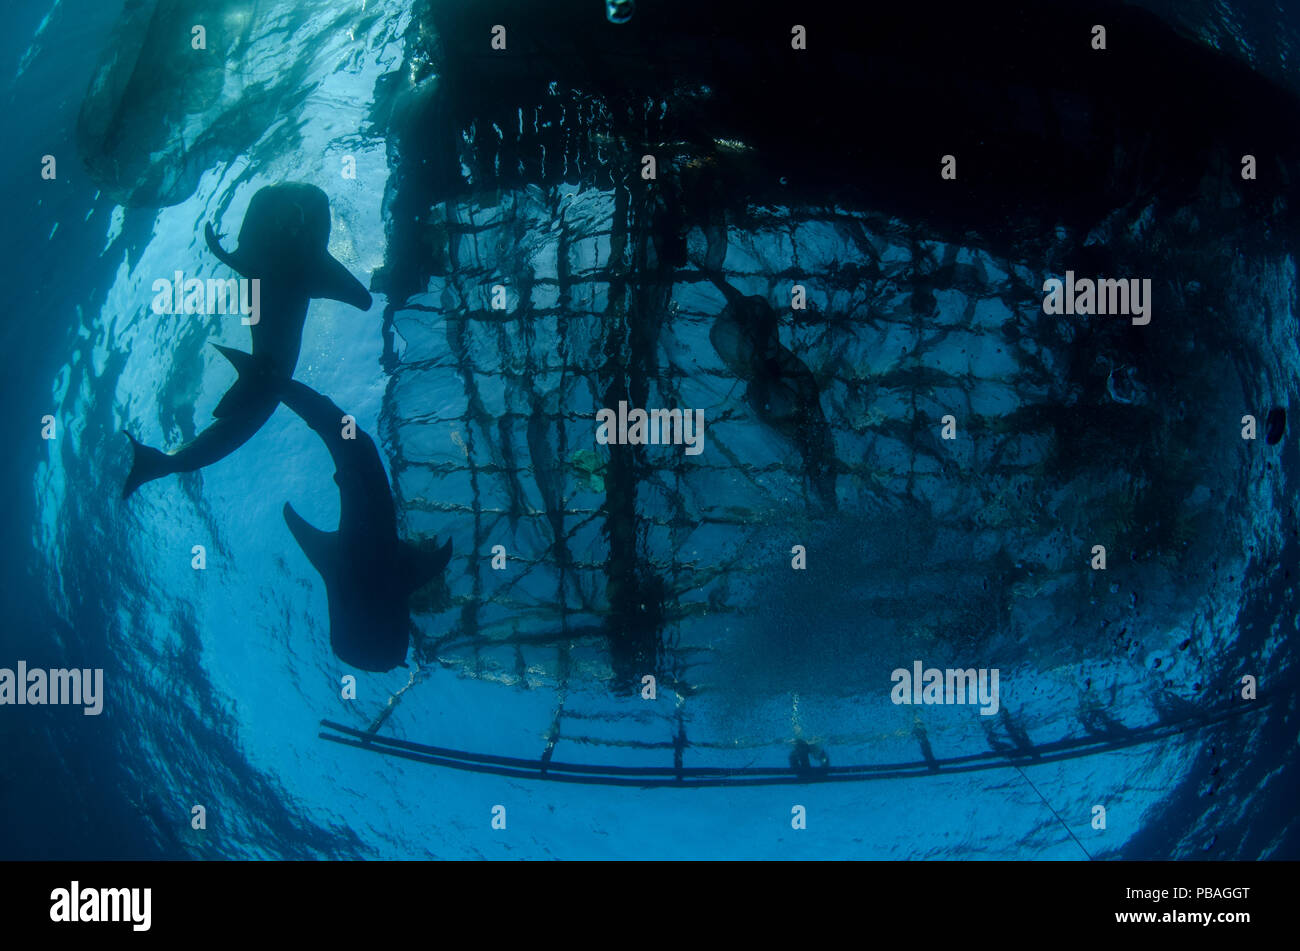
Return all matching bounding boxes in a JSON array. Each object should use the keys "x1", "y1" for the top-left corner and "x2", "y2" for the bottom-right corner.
[{"x1": 206, "y1": 182, "x2": 372, "y2": 310}]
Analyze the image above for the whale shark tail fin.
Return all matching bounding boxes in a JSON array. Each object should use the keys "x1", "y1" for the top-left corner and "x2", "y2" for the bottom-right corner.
[
  {"x1": 399, "y1": 536, "x2": 453, "y2": 597},
  {"x1": 122, "y1": 431, "x2": 172, "y2": 499},
  {"x1": 283, "y1": 502, "x2": 339, "y2": 577},
  {"x1": 310, "y1": 254, "x2": 373, "y2": 312}
]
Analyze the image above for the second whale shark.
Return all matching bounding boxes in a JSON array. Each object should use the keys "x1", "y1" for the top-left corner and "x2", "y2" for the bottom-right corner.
[
  {"x1": 698, "y1": 266, "x2": 838, "y2": 510},
  {"x1": 216, "y1": 346, "x2": 452, "y2": 672}
]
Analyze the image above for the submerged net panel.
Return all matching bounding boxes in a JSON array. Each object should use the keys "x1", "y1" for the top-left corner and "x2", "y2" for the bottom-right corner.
[
  {"x1": 365, "y1": 0, "x2": 1298, "y2": 768},
  {"x1": 376, "y1": 159, "x2": 1280, "y2": 764}
]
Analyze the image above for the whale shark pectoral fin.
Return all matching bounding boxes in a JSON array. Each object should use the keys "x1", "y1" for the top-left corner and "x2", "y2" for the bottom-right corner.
[
  {"x1": 312, "y1": 253, "x2": 373, "y2": 311},
  {"x1": 399, "y1": 536, "x2": 453, "y2": 597},
  {"x1": 205, "y1": 223, "x2": 250, "y2": 277},
  {"x1": 283, "y1": 502, "x2": 339, "y2": 578}
]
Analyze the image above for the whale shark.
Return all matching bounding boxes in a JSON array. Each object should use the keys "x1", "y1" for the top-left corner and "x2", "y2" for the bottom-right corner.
[
  {"x1": 214, "y1": 346, "x2": 451, "y2": 672},
  {"x1": 698, "y1": 266, "x2": 838, "y2": 509},
  {"x1": 123, "y1": 183, "x2": 373, "y2": 498}
]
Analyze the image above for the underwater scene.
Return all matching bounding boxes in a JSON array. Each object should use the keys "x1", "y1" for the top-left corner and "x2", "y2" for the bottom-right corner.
[{"x1": 2, "y1": 0, "x2": 1298, "y2": 862}]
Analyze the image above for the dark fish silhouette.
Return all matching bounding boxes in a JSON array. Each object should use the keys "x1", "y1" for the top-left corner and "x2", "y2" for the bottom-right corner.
[
  {"x1": 215, "y1": 347, "x2": 451, "y2": 672},
  {"x1": 123, "y1": 183, "x2": 372, "y2": 498},
  {"x1": 702, "y1": 268, "x2": 837, "y2": 508}
]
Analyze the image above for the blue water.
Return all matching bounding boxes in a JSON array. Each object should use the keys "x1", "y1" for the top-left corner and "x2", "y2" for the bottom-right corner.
[{"x1": 3, "y1": 0, "x2": 1298, "y2": 860}]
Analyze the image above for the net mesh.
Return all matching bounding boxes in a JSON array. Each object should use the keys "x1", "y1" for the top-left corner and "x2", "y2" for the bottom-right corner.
[
  {"x1": 364, "y1": 4, "x2": 1295, "y2": 768},
  {"x1": 372, "y1": 148, "x2": 1278, "y2": 768}
]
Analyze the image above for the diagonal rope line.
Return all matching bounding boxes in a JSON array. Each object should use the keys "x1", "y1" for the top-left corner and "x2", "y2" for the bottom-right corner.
[{"x1": 1014, "y1": 764, "x2": 1093, "y2": 861}]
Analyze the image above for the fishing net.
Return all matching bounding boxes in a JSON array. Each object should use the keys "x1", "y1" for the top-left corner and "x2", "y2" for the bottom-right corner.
[
  {"x1": 298, "y1": 0, "x2": 1300, "y2": 789},
  {"x1": 365, "y1": 134, "x2": 1290, "y2": 777}
]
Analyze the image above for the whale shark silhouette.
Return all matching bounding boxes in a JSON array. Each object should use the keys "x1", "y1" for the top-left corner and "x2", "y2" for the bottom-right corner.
[
  {"x1": 123, "y1": 183, "x2": 372, "y2": 498},
  {"x1": 214, "y1": 346, "x2": 451, "y2": 672},
  {"x1": 698, "y1": 266, "x2": 838, "y2": 509}
]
